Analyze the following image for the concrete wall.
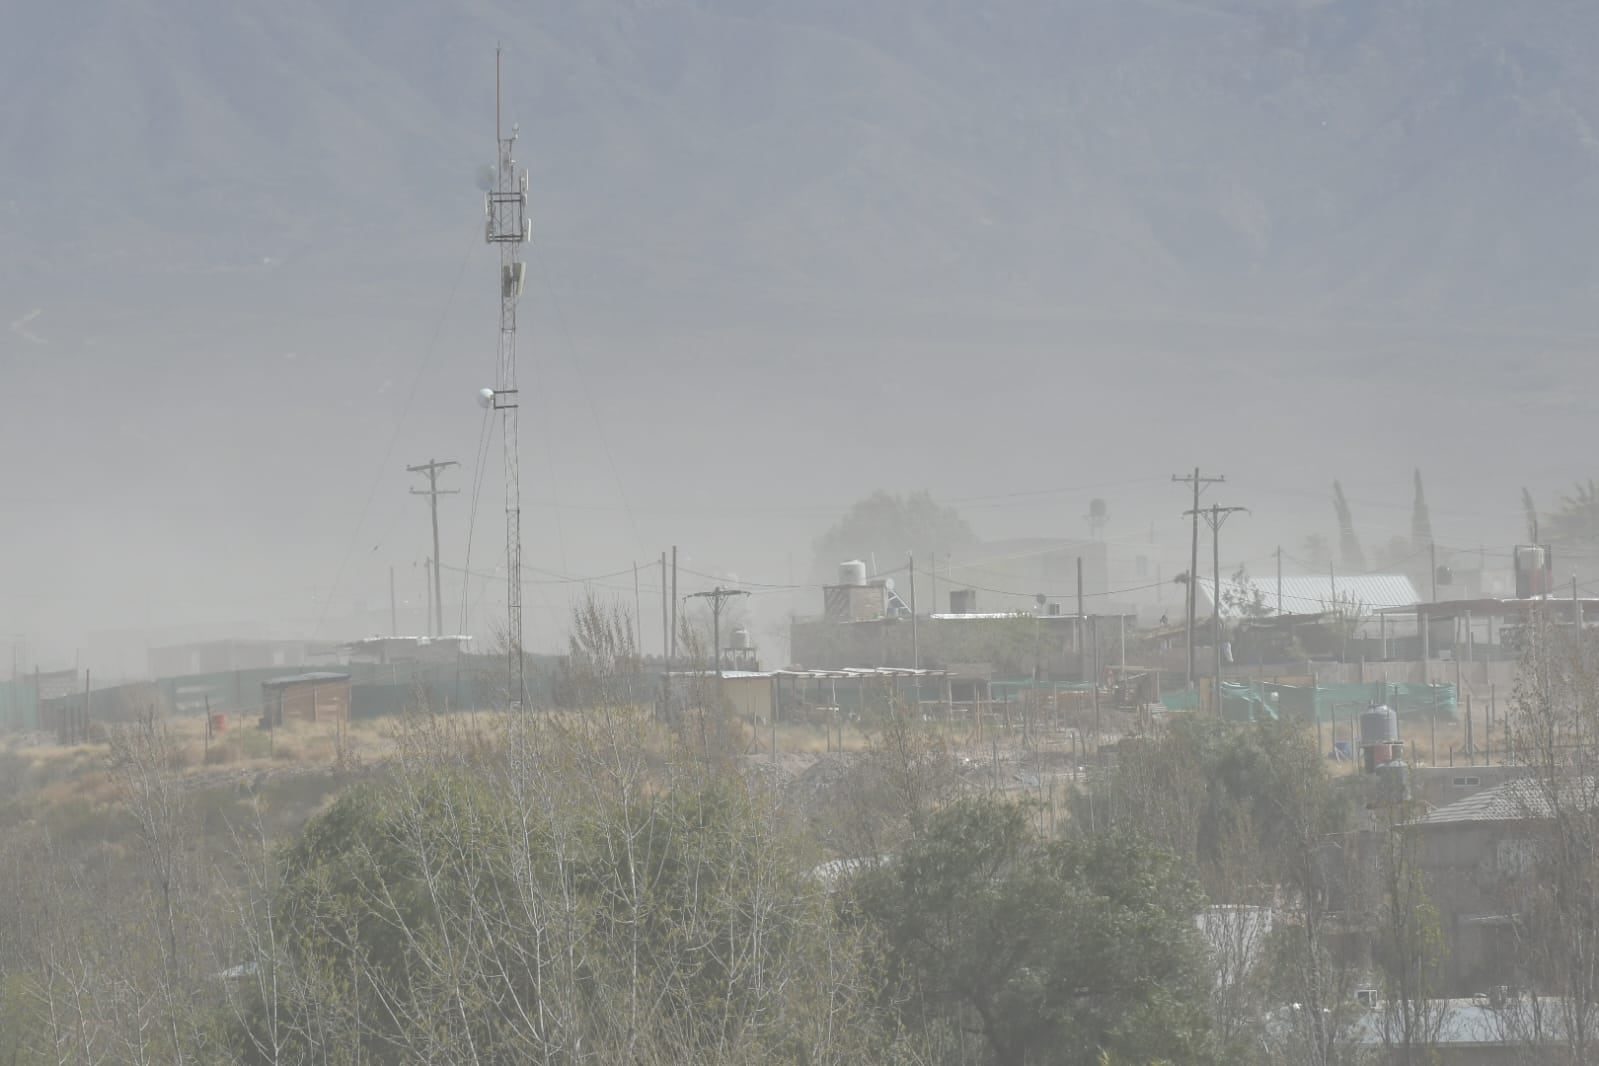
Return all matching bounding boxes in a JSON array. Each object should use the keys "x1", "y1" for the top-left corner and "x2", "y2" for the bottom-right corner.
[
  {"x1": 1410, "y1": 766, "x2": 1530, "y2": 812},
  {"x1": 1413, "y1": 820, "x2": 1536, "y2": 995},
  {"x1": 790, "y1": 615, "x2": 1122, "y2": 680}
]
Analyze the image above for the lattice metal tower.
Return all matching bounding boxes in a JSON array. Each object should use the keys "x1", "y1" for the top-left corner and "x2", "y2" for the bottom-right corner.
[{"x1": 485, "y1": 50, "x2": 530, "y2": 708}]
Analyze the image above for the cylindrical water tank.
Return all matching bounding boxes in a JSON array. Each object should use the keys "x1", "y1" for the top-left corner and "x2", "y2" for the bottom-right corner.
[
  {"x1": 730, "y1": 627, "x2": 751, "y2": 651},
  {"x1": 1359, "y1": 705, "x2": 1399, "y2": 746},
  {"x1": 839, "y1": 560, "x2": 867, "y2": 586}
]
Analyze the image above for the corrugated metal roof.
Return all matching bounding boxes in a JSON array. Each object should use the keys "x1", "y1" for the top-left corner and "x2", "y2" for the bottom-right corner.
[
  {"x1": 1200, "y1": 574, "x2": 1419, "y2": 620},
  {"x1": 1417, "y1": 777, "x2": 1596, "y2": 825},
  {"x1": 667, "y1": 670, "x2": 773, "y2": 680}
]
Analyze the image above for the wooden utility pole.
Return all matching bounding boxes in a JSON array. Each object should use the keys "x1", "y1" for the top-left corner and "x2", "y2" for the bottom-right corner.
[
  {"x1": 909, "y1": 552, "x2": 919, "y2": 670},
  {"x1": 671, "y1": 546, "x2": 678, "y2": 665},
  {"x1": 1173, "y1": 469, "x2": 1226, "y2": 689},
  {"x1": 661, "y1": 551, "x2": 670, "y2": 717},
  {"x1": 408, "y1": 458, "x2": 460, "y2": 637},
  {"x1": 1276, "y1": 546, "x2": 1283, "y2": 616},
  {"x1": 1077, "y1": 556, "x2": 1086, "y2": 681},
  {"x1": 687, "y1": 586, "x2": 750, "y2": 707},
  {"x1": 1186, "y1": 502, "x2": 1248, "y2": 713},
  {"x1": 389, "y1": 565, "x2": 398, "y2": 636}
]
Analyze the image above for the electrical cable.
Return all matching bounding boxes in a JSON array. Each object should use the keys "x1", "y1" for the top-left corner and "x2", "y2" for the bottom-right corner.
[
  {"x1": 457, "y1": 405, "x2": 496, "y2": 633},
  {"x1": 310, "y1": 228, "x2": 477, "y2": 640}
]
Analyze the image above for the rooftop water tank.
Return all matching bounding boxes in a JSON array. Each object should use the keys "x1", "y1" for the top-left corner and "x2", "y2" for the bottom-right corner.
[
  {"x1": 839, "y1": 560, "x2": 867, "y2": 587},
  {"x1": 730, "y1": 627, "x2": 752, "y2": 651}
]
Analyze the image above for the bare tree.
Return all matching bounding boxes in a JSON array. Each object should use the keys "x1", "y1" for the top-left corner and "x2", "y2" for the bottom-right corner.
[
  {"x1": 1374, "y1": 804, "x2": 1451, "y2": 1064},
  {"x1": 1505, "y1": 608, "x2": 1599, "y2": 1063}
]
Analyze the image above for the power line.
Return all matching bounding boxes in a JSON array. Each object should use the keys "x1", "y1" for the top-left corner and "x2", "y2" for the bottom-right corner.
[
  {"x1": 685, "y1": 587, "x2": 750, "y2": 705},
  {"x1": 309, "y1": 227, "x2": 477, "y2": 640},
  {"x1": 458, "y1": 407, "x2": 496, "y2": 632}
]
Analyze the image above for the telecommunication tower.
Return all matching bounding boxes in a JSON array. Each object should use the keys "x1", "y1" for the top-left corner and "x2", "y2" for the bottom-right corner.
[{"x1": 485, "y1": 50, "x2": 531, "y2": 708}]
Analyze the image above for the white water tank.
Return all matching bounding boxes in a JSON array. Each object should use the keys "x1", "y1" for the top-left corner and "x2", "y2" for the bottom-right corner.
[{"x1": 839, "y1": 560, "x2": 867, "y2": 586}]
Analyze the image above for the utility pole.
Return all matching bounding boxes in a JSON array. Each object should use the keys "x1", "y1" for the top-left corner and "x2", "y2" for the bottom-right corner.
[
  {"x1": 390, "y1": 565, "x2": 398, "y2": 636},
  {"x1": 660, "y1": 551, "x2": 670, "y2": 717},
  {"x1": 1077, "y1": 556, "x2": 1086, "y2": 681},
  {"x1": 408, "y1": 458, "x2": 459, "y2": 637},
  {"x1": 687, "y1": 586, "x2": 750, "y2": 706},
  {"x1": 1185, "y1": 502, "x2": 1248, "y2": 713},
  {"x1": 1276, "y1": 546, "x2": 1283, "y2": 617},
  {"x1": 424, "y1": 559, "x2": 434, "y2": 637},
  {"x1": 1173, "y1": 469, "x2": 1226, "y2": 689},
  {"x1": 909, "y1": 552, "x2": 919, "y2": 669},
  {"x1": 1430, "y1": 542, "x2": 1438, "y2": 602},
  {"x1": 671, "y1": 546, "x2": 678, "y2": 665}
]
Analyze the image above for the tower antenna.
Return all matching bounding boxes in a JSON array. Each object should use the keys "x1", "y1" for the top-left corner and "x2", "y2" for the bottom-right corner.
[{"x1": 485, "y1": 48, "x2": 531, "y2": 708}]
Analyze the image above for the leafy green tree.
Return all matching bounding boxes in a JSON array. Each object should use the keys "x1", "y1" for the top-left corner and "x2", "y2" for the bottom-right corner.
[
  {"x1": 812, "y1": 490, "x2": 977, "y2": 582},
  {"x1": 853, "y1": 797, "x2": 1216, "y2": 1066},
  {"x1": 1548, "y1": 479, "x2": 1599, "y2": 544},
  {"x1": 1075, "y1": 719, "x2": 1354, "y2": 1063},
  {"x1": 244, "y1": 726, "x2": 877, "y2": 1066},
  {"x1": 1300, "y1": 533, "x2": 1332, "y2": 570}
]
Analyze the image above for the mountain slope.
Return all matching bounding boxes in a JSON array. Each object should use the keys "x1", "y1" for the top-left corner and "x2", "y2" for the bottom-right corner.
[{"x1": 3, "y1": 0, "x2": 1598, "y2": 327}]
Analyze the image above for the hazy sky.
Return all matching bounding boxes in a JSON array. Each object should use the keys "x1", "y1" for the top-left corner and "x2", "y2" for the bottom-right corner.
[{"x1": 4, "y1": 0, "x2": 1597, "y2": 675}]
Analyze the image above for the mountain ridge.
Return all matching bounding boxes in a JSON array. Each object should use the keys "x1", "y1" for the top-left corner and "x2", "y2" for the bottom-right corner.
[{"x1": 4, "y1": 0, "x2": 1598, "y2": 330}]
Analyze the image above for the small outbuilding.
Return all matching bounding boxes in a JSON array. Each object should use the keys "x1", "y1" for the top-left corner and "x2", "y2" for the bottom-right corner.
[{"x1": 260, "y1": 672, "x2": 351, "y2": 728}]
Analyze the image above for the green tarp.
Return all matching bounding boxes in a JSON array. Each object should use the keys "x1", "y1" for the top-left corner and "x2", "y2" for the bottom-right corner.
[{"x1": 1161, "y1": 680, "x2": 1458, "y2": 723}]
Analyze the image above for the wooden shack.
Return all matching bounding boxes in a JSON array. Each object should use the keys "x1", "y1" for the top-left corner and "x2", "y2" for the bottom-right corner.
[{"x1": 260, "y1": 672, "x2": 351, "y2": 729}]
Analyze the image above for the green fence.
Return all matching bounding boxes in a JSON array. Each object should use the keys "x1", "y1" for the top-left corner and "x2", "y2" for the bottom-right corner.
[{"x1": 1162, "y1": 681, "x2": 1457, "y2": 723}]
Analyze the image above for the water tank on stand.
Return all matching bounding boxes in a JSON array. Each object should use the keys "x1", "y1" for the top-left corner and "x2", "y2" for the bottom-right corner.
[
  {"x1": 839, "y1": 560, "x2": 867, "y2": 587},
  {"x1": 950, "y1": 589, "x2": 977, "y2": 615},
  {"x1": 730, "y1": 627, "x2": 752, "y2": 651},
  {"x1": 1359, "y1": 705, "x2": 1400, "y2": 773},
  {"x1": 1515, "y1": 545, "x2": 1552, "y2": 598}
]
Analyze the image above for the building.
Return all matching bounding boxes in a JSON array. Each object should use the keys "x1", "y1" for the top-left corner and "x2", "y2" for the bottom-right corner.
[
  {"x1": 1328, "y1": 995, "x2": 1570, "y2": 1064},
  {"x1": 260, "y1": 672, "x2": 352, "y2": 728},
  {"x1": 1200, "y1": 573, "x2": 1421, "y2": 622},
  {"x1": 343, "y1": 636, "x2": 472, "y2": 666},
  {"x1": 1403, "y1": 778, "x2": 1588, "y2": 996},
  {"x1": 942, "y1": 538, "x2": 1110, "y2": 616},
  {"x1": 148, "y1": 639, "x2": 319, "y2": 679},
  {"x1": 667, "y1": 670, "x2": 774, "y2": 720}
]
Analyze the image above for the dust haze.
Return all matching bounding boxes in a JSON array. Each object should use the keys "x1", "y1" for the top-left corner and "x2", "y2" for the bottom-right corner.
[{"x1": 2, "y1": 1, "x2": 1594, "y2": 670}]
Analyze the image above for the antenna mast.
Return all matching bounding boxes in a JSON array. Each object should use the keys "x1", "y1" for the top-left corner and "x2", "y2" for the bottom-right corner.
[{"x1": 486, "y1": 48, "x2": 530, "y2": 708}]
